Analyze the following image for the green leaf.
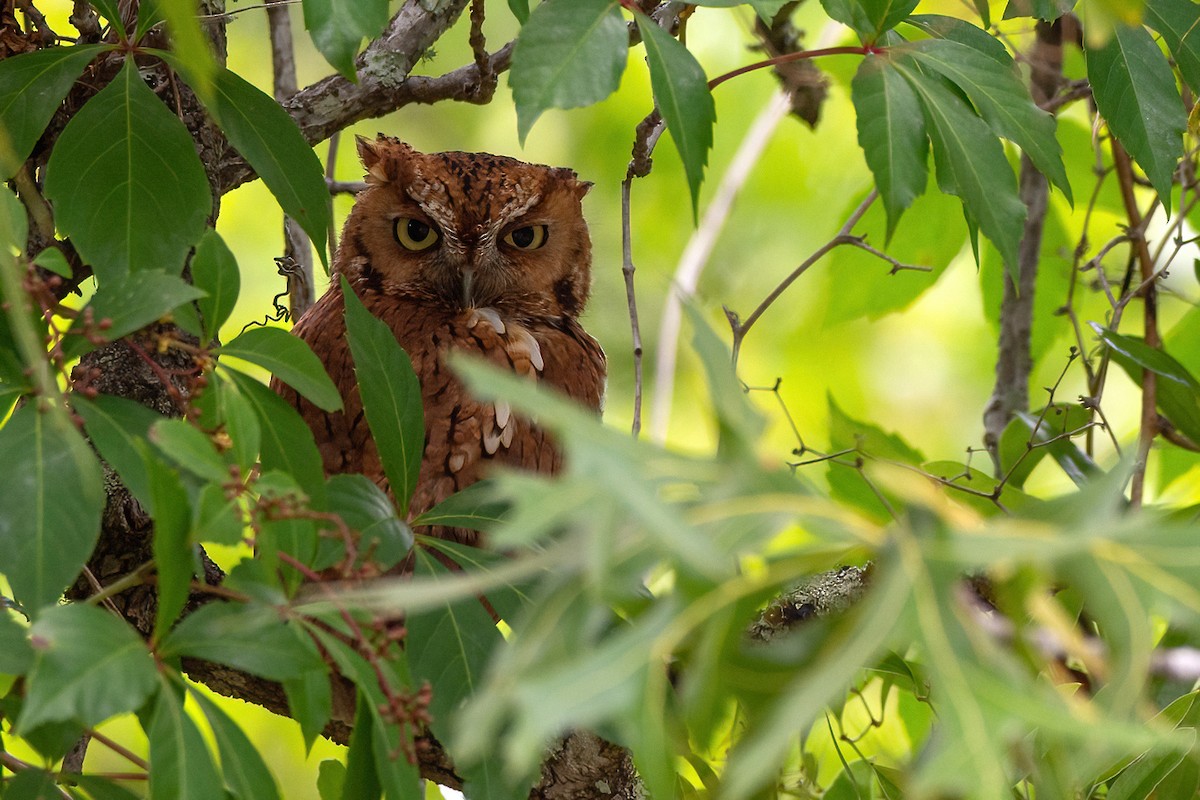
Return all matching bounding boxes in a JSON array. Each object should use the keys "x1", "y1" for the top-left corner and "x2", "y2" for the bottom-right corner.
[
  {"x1": 1094, "y1": 324, "x2": 1200, "y2": 445},
  {"x1": 1001, "y1": 0, "x2": 1076, "y2": 19},
  {"x1": 20, "y1": 604, "x2": 157, "y2": 730},
  {"x1": 635, "y1": 13, "x2": 715, "y2": 216},
  {"x1": 905, "y1": 38, "x2": 1072, "y2": 203},
  {"x1": 1145, "y1": 0, "x2": 1200, "y2": 96},
  {"x1": 413, "y1": 480, "x2": 509, "y2": 533},
  {"x1": 687, "y1": 305, "x2": 763, "y2": 455},
  {"x1": 63, "y1": 269, "x2": 207, "y2": 361},
  {"x1": 0, "y1": 405, "x2": 103, "y2": 614},
  {"x1": 192, "y1": 229, "x2": 240, "y2": 342},
  {"x1": 150, "y1": 0, "x2": 218, "y2": 103},
  {"x1": 193, "y1": 690, "x2": 283, "y2": 800},
  {"x1": 342, "y1": 695, "x2": 385, "y2": 800},
  {"x1": 892, "y1": 55, "x2": 1026, "y2": 277},
  {"x1": 71, "y1": 775, "x2": 145, "y2": 800},
  {"x1": 508, "y1": 0, "x2": 530, "y2": 23},
  {"x1": 301, "y1": 0, "x2": 390, "y2": 78},
  {"x1": 829, "y1": 393, "x2": 925, "y2": 462},
  {"x1": 851, "y1": 56, "x2": 928, "y2": 237},
  {"x1": 0, "y1": 611, "x2": 32, "y2": 674},
  {"x1": 316, "y1": 759, "x2": 346, "y2": 800},
  {"x1": 1108, "y1": 731, "x2": 1196, "y2": 800},
  {"x1": 905, "y1": 15, "x2": 1010, "y2": 64},
  {"x1": 45, "y1": 59, "x2": 211, "y2": 282},
  {"x1": 160, "y1": 601, "x2": 324, "y2": 680},
  {"x1": 283, "y1": 670, "x2": 332, "y2": 753},
  {"x1": 151, "y1": 418, "x2": 232, "y2": 484},
  {"x1": 146, "y1": 687, "x2": 224, "y2": 800},
  {"x1": 33, "y1": 247, "x2": 72, "y2": 278},
  {"x1": 224, "y1": 368, "x2": 328, "y2": 508},
  {"x1": 1013, "y1": 410, "x2": 1100, "y2": 487},
  {"x1": 860, "y1": 0, "x2": 920, "y2": 38},
  {"x1": 407, "y1": 549, "x2": 504, "y2": 734},
  {"x1": 0, "y1": 45, "x2": 110, "y2": 180},
  {"x1": 341, "y1": 276, "x2": 424, "y2": 514},
  {"x1": 220, "y1": 326, "x2": 342, "y2": 413},
  {"x1": 327, "y1": 474, "x2": 413, "y2": 571},
  {"x1": 200, "y1": 372, "x2": 261, "y2": 472},
  {"x1": 193, "y1": 483, "x2": 244, "y2": 546},
  {"x1": 3, "y1": 768, "x2": 60, "y2": 800},
  {"x1": 73, "y1": 393, "x2": 163, "y2": 507},
  {"x1": 510, "y1": 0, "x2": 627, "y2": 142},
  {"x1": 145, "y1": 446, "x2": 194, "y2": 639},
  {"x1": 209, "y1": 68, "x2": 331, "y2": 264},
  {"x1": 1087, "y1": 23, "x2": 1187, "y2": 212}
]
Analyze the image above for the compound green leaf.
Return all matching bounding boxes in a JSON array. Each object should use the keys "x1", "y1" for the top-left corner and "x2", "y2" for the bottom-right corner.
[
  {"x1": 44, "y1": 59, "x2": 211, "y2": 283},
  {"x1": 301, "y1": 0, "x2": 390, "y2": 79},
  {"x1": 342, "y1": 277, "x2": 424, "y2": 514},
  {"x1": 0, "y1": 405, "x2": 103, "y2": 615},
  {"x1": 0, "y1": 45, "x2": 110, "y2": 180},
  {"x1": 906, "y1": 38, "x2": 1071, "y2": 203},
  {"x1": 1087, "y1": 23, "x2": 1187, "y2": 212},
  {"x1": 19, "y1": 604, "x2": 157, "y2": 730},
  {"x1": 851, "y1": 55, "x2": 928, "y2": 238},
  {"x1": 893, "y1": 55, "x2": 1026, "y2": 277},
  {"x1": 209, "y1": 68, "x2": 331, "y2": 264},
  {"x1": 510, "y1": 0, "x2": 627, "y2": 141},
  {"x1": 636, "y1": 12, "x2": 715, "y2": 216},
  {"x1": 220, "y1": 326, "x2": 342, "y2": 413}
]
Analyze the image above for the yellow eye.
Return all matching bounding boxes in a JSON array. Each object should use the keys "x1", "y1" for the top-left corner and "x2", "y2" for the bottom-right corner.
[
  {"x1": 394, "y1": 218, "x2": 440, "y2": 251},
  {"x1": 503, "y1": 224, "x2": 547, "y2": 250}
]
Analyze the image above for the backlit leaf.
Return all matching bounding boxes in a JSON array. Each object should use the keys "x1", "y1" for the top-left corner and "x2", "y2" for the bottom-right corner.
[
  {"x1": 44, "y1": 59, "x2": 211, "y2": 282},
  {"x1": 1144, "y1": 0, "x2": 1200, "y2": 95},
  {"x1": 851, "y1": 55, "x2": 928, "y2": 237},
  {"x1": 342, "y1": 277, "x2": 424, "y2": 514},
  {"x1": 510, "y1": 0, "x2": 627, "y2": 141},
  {"x1": 1087, "y1": 23, "x2": 1187, "y2": 211},
  {"x1": 0, "y1": 405, "x2": 103, "y2": 615}
]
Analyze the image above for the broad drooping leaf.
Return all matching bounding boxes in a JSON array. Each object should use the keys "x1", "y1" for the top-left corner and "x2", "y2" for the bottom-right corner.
[
  {"x1": 904, "y1": 38, "x2": 1071, "y2": 204},
  {"x1": 301, "y1": 0, "x2": 390, "y2": 79},
  {"x1": 1001, "y1": 0, "x2": 1077, "y2": 19},
  {"x1": 144, "y1": 443, "x2": 194, "y2": 640},
  {"x1": 1093, "y1": 324, "x2": 1200, "y2": 447},
  {"x1": 0, "y1": 44, "x2": 110, "y2": 179},
  {"x1": 0, "y1": 405, "x2": 103, "y2": 615},
  {"x1": 191, "y1": 229, "x2": 240, "y2": 342},
  {"x1": 635, "y1": 13, "x2": 716, "y2": 216},
  {"x1": 851, "y1": 55, "x2": 928, "y2": 237},
  {"x1": 510, "y1": 0, "x2": 627, "y2": 141},
  {"x1": 19, "y1": 604, "x2": 158, "y2": 731},
  {"x1": 208, "y1": 68, "x2": 331, "y2": 264},
  {"x1": 890, "y1": 54, "x2": 1026, "y2": 276},
  {"x1": 219, "y1": 326, "x2": 342, "y2": 413},
  {"x1": 1087, "y1": 23, "x2": 1186, "y2": 212},
  {"x1": 45, "y1": 59, "x2": 211, "y2": 283},
  {"x1": 341, "y1": 276, "x2": 424, "y2": 514},
  {"x1": 326, "y1": 474, "x2": 413, "y2": 571},
  {"x1": 145, "y1": 687, "x2": 224, "y2": 800},
  {"x1": 1144, "y1": 0, "x2": 1200, "y2": 95}
]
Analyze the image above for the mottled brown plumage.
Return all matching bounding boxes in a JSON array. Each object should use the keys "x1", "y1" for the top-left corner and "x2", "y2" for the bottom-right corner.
[{"x1": 272, "y1": 135, "x2": 606, "y2": 546}]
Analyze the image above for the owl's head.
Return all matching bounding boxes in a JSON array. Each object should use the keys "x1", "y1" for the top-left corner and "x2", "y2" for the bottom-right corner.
[{"x1": 337, "y1": 135, "x2": 594, "y2": 320}]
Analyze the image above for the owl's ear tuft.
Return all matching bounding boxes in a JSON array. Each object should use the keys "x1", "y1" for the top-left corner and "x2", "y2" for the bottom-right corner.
[
  {"x1": 358, "y1": 135, "x2": 412, "y2": 186},
  {"x1": 575, "y1": 180, "x2": 594, "y2": 199}
]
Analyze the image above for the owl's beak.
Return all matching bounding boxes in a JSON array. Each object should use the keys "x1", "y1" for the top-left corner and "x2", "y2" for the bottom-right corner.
[{"x1": 461, "y1": 267, "x2": 475, "y2": 308}]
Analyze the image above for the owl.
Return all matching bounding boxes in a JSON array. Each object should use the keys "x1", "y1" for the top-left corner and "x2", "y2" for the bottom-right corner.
[{"x1": 272, "y1": 135, "x2": 606, "y2": 547}]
